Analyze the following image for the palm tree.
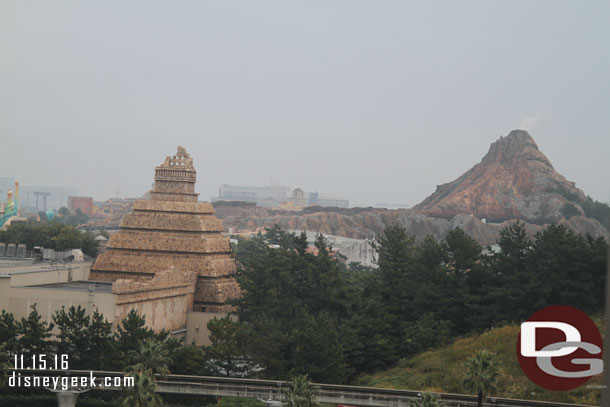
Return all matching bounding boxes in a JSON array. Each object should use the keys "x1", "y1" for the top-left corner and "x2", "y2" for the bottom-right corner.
[
  {"x1": 121, "y1": 371, "x2": 163, "y2": 407},
  {"x1": 127, "y1": 338, "x2": 172, "y2": 376},
  {"x1": 122, "y1": 339, "x2": 172, "y2": 407},
  {"x1": 410, "y1": 392, "x2": 444, "y2": 407},
  {"x1": 282, "y1": 374, "x2": 319, "y2": 407},
  {"x1": 464, "y1": 350, "x2": 500, "y2": 407}
]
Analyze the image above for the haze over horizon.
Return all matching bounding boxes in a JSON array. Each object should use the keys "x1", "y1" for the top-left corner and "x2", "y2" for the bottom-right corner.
[{"x1": 1, "y1": 1, "x2": 609, "y2": 206}]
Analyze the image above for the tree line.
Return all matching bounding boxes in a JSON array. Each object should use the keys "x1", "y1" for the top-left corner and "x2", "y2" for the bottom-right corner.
[
  {"x1": 230, "y1": 222, "x2": 607, "y2": 383},
  {"x1": 0, "y1": 306, "x2": 238, "y2": 379},
  {"x1": 0, "y1": 221, "x2": 98, "y2": 257},
  {"x1": 1, "y1": 221, "x2": 606, "y2": 388}
]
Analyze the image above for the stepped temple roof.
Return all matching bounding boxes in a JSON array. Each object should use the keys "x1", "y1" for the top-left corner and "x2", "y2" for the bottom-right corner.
[{"x1": 90, "y1": 146, "x2": 240, "y2": 312}]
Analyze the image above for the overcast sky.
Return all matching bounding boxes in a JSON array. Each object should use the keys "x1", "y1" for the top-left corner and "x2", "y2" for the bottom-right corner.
[{"x1": 1, "y1": 1, "x2": 609, "y2": 207}]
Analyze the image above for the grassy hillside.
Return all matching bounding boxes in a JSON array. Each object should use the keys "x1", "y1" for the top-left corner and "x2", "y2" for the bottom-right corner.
[{"x1": 356, "y1": 325, "x2": 602, "y2": 406}]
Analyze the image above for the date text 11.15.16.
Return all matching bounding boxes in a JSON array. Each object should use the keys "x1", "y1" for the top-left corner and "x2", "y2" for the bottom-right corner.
[{"x1": 13, "y1": 354, "x2": 69, "y2": 370}]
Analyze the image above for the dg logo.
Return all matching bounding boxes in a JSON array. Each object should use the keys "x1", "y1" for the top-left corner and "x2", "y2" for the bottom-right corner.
[{"x1": 517, "y1": 305, "x2": 603, "y2": 391}]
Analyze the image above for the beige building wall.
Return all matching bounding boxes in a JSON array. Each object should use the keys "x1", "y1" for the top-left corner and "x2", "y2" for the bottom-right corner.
[
  {"x1": 0, "y1": 276, "x2": 11, "y2": 312},
  {"x1": 8, "y1": 262, "x2": 90, "y2": 287},
  {"x1": 0, "y1": 262, "x2": 92, "y2": 314},
  {"x1": 5, "y1": 286, "x2": 115, "y2": 324},
  {"x1": 185, "y1": 312, "x2": 236, "y2": 347},
  {"x1": 1, "y1": 260, "x2": 223, "y2": 344}
]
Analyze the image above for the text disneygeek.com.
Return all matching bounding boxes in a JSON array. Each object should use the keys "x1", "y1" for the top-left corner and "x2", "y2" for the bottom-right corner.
[{"x1": 8, "y1": 354, "x2": 134, "y2": 390}]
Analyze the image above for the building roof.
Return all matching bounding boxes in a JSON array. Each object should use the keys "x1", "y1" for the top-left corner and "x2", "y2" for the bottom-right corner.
[{"x1": 26, "y1": 281, "x2": 113, "y2": 293}]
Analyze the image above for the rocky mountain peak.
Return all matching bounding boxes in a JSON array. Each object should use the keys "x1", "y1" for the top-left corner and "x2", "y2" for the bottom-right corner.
[
  {"x1": 414, "y1": 130, "x2": 586, "y2": 223},
  {"x1": 482, "y1": 130, "x2": 552, "y2": 169}
]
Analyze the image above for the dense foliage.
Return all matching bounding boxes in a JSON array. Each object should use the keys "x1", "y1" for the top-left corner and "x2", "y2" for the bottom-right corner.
[
  {"x1": 0, "y1": 221, "x2": 98, "y2": 257},
  {"x1": 358, "y1": 324, "x2": 603, "y2": 405},
  {"x1": 0, "y1": 222, "x2": 607, "y2": 403},
  {"x1": 231, "y1": 223, "x2": 607, "y2": 382}
]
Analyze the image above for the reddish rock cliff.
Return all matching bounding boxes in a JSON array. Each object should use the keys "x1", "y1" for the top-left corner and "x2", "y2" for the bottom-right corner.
[{"x1": 414, "y1": 130, "x2": 587, "y2": 223}]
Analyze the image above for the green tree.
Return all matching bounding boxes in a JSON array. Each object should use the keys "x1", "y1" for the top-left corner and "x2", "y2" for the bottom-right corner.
[
  {"x1": 282, "y1": 374, "x2": 319, "y2": 407},
  {"x1": 16, "y1": 304, "x2": 53, "y2": 359},
  {"x1": 127, "y1": 338, "x2": 172, "y2": 377},
  {"x1": 122, "y1": 339, "x2": 171, "y2": 407},
  {"x1": 0, "y1": 221, "x2": 98, "y2": 256},
  {"x1": 116, "y1": 310, "x2": 155, "y2": 369},
  {"x1": 204, "y1": 316, "x2": 250, "y2": 377},
  {"x1": 53, "y1": 305, "x2": 90, "y2": 369},
  {"x1": 0, "y1": 310, "x2": 18, "y2": 355},
  {"x1": 464, "y1": 350, "x2": 499, "y2": 407},
  {"x1": 341, "y1": 297, "x2": 398, "y2": 373},
  {"x1": 121, "y1": 371, "x2": 163, "y2": 407},
  {"x1": 83, "y1": 310, "x2": 116, "y2": 370},
  {"x1": 234, "y1": 226, "x2": 352, "y2": 381},
  {"x1": 0, "y1": 343, "x2": 10, "y2": 389},
  {"x1": 169, "y1": 345, "x2": 208, "y2": 375},
  {"x1": 528, "y1": 224, "x2": 606, "y2": 314},
  {"x1": 488, "y1": 222, "x2": 534, "y2": 321},
  {"x1": 370, "y1": 225, "x2": 418, "y2": 358},
  {"x1": 444, "y1": 228, "x2": 481, "y2": 275},
  {"x1": 290, "y1": 311, "x2": 348, "y2": 383}
]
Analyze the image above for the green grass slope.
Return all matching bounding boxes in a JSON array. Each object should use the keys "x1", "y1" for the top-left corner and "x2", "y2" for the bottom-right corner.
[{"x1": 356, "y1": 325, "x2": 602, "y2": 406}]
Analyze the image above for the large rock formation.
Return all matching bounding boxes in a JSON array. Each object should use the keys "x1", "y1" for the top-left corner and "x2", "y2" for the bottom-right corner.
[
  {"x1": 414, "y1": 130, "x2": 589, "y2": 224},
  {"x1": 90, "y1": 147, "x2": 240, "y2": 312},
  {"x1": 214, "y1": 203, "x2": 608, "y2": 246},
  {"x1": 212, "y1": 130, "x2": 609, "y2": 245}
]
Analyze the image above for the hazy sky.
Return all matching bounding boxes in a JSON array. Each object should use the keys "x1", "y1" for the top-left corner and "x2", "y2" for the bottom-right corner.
[{"x1": 1, "y1": 1, "x2": 609, "y2": 207}]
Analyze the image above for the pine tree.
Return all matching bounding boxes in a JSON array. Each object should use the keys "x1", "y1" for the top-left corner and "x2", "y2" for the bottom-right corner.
[
  {"x1": 53, "y1": 305, "x2": 90, "y2": 369},
  {"x1": 17, "y1": 304, "x2": 53, "y2": 359}
]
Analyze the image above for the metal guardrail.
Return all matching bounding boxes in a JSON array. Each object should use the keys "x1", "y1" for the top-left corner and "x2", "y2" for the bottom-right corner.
[{"x1": 8, "y1": 369, "x2": 594, "y2": 407}]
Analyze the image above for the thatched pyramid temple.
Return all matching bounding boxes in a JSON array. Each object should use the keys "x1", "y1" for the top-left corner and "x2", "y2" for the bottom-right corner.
[{"x1": 90, "y1": 147, "x2": 240, "y2": 312}]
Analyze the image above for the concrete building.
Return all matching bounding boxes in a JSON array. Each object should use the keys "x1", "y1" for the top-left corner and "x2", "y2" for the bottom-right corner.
[
  {"x1": 0, "y1": 259, "x2": 224, "y2": 345},
  {"x1": 213, "y1": 184, "x2": 291, "y2": 207},
  {"x1": 286, "y1": 230, "x2": 377, "y2": 267},
  {"x1": 0, "y1": 178, "x2": 80, "y2": 213},
  {"x1": 214, "y1": 184, "x2": 349, "y2": 208},
  {"x1": 0, "y1": 260, "x2": 105, "y2": 322},
  {"x1": 68, "y1": 196, "x2": 95, "y2": 215},
  {"x1": 314, "y1": 194, "x2": 349, "y2": 208}
]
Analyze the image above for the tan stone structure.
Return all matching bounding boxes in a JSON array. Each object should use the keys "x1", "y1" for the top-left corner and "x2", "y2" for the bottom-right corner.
[
  {"x1": 113, "y1": 268, "x2": 197, "y2": 332},
  {"x1": 90, "y1": 147, "x2": 240, "y2": 312}
]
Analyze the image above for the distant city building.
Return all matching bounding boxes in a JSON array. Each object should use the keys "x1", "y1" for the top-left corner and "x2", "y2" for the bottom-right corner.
[
  {"x1": 213, "y1": 184, "x2": 291, "y2": 207},
  {"x1": 93, "y1": 197, "x2": 137, "y2": 217},
  {"x1": 286, "y1": 230, "x2": 376, "y2": 267},
  {"x1": 68, "y1": 196, "x2": 95, "y2": 215},
  {"x1": 213, "y1": 184, "x2": 349, "y2": 208},
  {"x1": 0, "y1": 177, "x2": 79, "y2": 213},
  {"x1": 314, "y1": 194, "x2": 349, "y2": 208},
  {"x1": 20, "y1": 186, "x2": 79, "y2": 212}
]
